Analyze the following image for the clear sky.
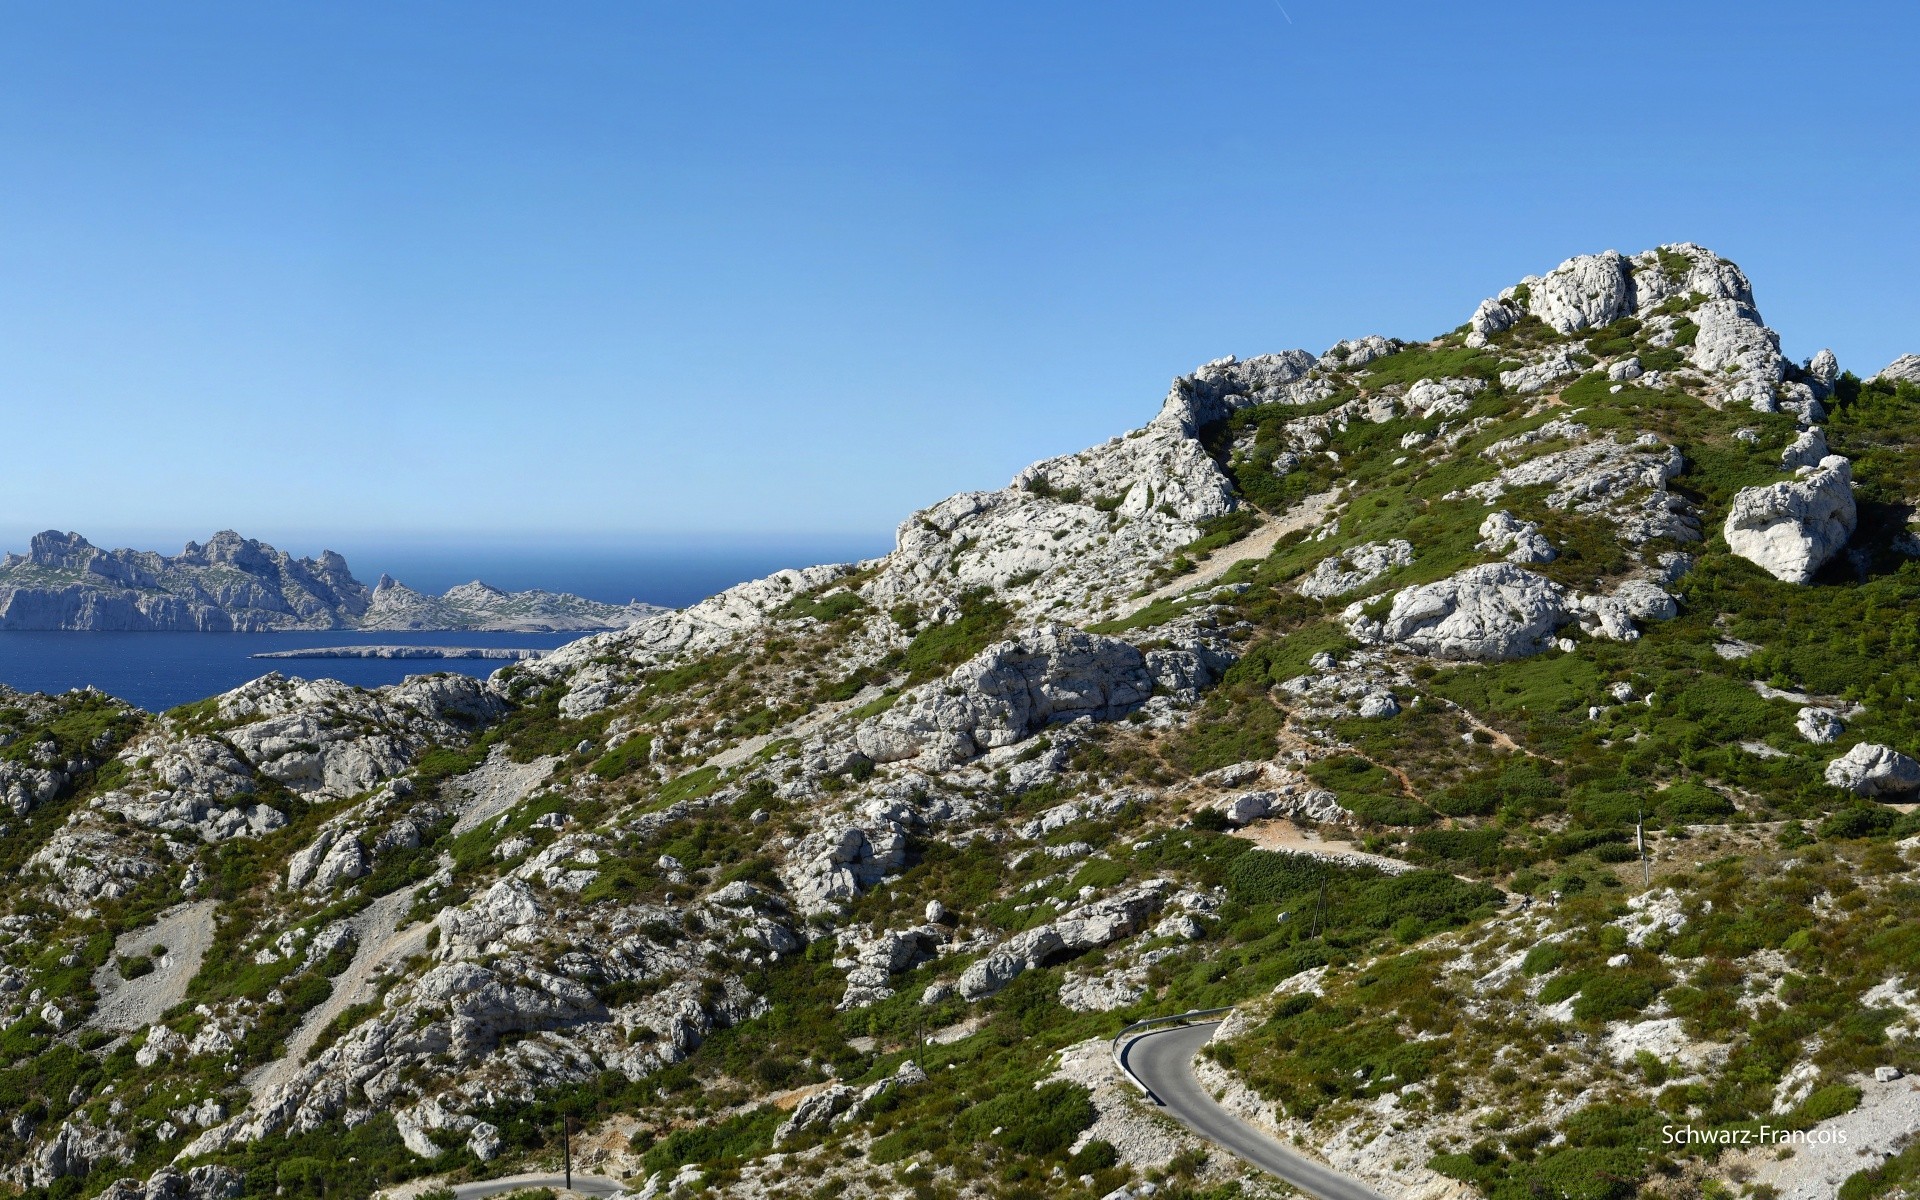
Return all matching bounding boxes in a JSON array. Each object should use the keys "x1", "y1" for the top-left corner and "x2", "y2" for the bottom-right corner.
[{"x1": 0, "y1": 1, "x2": 1914, "y2": 558}]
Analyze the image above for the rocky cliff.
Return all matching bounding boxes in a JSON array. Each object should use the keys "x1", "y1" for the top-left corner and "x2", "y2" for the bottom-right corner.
[
  {"x1": 0, "y1": 531, "x2": 661, "y2": 632},
  {"x1": 2, "y1": 244, "x2": 1919, "y2": 1200}
]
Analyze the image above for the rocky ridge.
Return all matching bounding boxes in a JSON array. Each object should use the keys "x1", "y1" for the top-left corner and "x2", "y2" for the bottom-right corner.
[
  {"x1": 2, "y1": 244, "x2": 1919, "y2": 1200},
  {"x1": 0, "y1": 531, "x2": 659, "y2": 633}
]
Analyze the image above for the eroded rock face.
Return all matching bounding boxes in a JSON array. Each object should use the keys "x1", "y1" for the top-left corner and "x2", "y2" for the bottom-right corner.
[
  {"x1": 1346, "y1": 564, "x2": 1573, "y2": 660},
  {"x1": 1297, "y1": 541, "x2": 1414, "y2": 600},
  {"x1": 1469, "y1": 423, "x2": 1696, "y2": 545},
  {"x1": 1780, "y1": 427, "x2": 1829, "y2": 471},
  {"x1": 1518, "y1": 250, "x2": 1637, "y2": 333},
  {"x1": 956, "y1": 883, "x2": 1169, "y2": 999},
  {"x1": 1476, "y1": 511, "x2": 1556, "y2": 565},
  {"x1": 96, "y1": 1165, "x2": 242, "y2": 1200},
  {"x1": 855, "y1": 624, "x2": 1168, "y2": 768},
  {"x1": 1871, "y1": 354, "x2": 1920, "y2": 385},
  {"x1": 1797, "y1": 707, "x2": 1845, "y2": 745},
  {"x1": 1825, "y1": 743, "x2": 1920, "y2": 798},
  {"x1": 1723, "y1": 456, "x2": 1856, "y2": 583},
  {"x1": 1495, "y1": 244, "x2": 1751, "y2": 336}
]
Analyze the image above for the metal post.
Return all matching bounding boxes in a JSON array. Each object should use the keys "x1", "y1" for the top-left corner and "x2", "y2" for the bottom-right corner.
[
  {"x1": 563, "y1": 1113, "x2": 571, "y2": 1191},
  {"x1": 1637, "y1": 807, "x2": 1649, "y2": 888}
]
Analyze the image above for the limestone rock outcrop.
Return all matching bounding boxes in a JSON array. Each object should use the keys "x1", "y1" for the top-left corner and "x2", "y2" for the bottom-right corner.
[
  {"x1": 1871, "y1": 355, "x2": 1920, "y2": 385},
  {"x1": 1825, "y1": 743, "x2": 1920, "y2": 798},
  {"x1": 1346, "y1": 564, "x2": 1573, "y2": 660},
  {"x1": 1723, "y1": 456, "x2": 1856, "y2": 583},
  {"x1": 854, "y1": 624, "x2": 1218, "y2": 768},
  {"x1": 1476, "y1": 511, "x2": 1557, "y2": 565},
  {"x1": 957, "y1": 883, "x2": 1169, "y2": 999},
  {"x1": 1297, "y1": 541, "x2": 1414, "y2": 600}
]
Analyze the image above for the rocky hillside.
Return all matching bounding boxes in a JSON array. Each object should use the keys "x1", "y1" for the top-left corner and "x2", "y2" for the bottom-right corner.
[
  {"x1": 0, "y1": 532, "x2": 661, "y2": 632},
  {"x1": 2, "y1": 243, "x2": 1919, "y2": 1200}
]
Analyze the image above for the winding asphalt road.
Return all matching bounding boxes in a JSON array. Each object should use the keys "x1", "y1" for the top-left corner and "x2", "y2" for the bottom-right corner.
[
  {"x1": 448, "y1": 1171, "x2": 623, "y2": 1199},
  {"x1": 1120, "y1": 1022, "x2": 1389, "y2": 1200}
]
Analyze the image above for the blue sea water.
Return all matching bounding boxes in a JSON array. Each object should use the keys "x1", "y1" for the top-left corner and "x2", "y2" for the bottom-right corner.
[
  {"x1": 0, "y1": 630, "x2": 584, "y2": 713},
  {"x1": 0, "y1": 540, "x2": 890, "y2": 712}
]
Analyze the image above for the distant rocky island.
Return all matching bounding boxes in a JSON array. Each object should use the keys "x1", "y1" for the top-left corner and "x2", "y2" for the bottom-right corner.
[
  {"x1": 250, "y1": 646, "x2": 548, "y2": 660},
  {"x1": 0, "y1": 530, "x2": 664, "y2": 632}
]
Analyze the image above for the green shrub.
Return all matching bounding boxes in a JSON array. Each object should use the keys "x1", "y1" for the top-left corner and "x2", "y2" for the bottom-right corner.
[
  {"x1": 956, "y1": 1080, "x2": 1095, "y2": 1157},
  {"x1": 640, "y1": 1105, "x2": 781, "y2": 1175},
  {"x1": 900, "y1": 591, "x2": 1013, "y2": 683},
  {"x1": 590, "y1": 734, "x2": 653, "y2": 780},
  {"x1": 1821, "y1": 805, "x2": 1897, "y2": 840},
  {"x1": 1796, "y1": 1083, "x2": 1862, "y2": 1124},
  {"x1": 1571, "y1": 972, "x2": 1662, "y2": 1023},
  {"x1": 1655, "y1": 782, "x2": 1734, "y2": 823}
]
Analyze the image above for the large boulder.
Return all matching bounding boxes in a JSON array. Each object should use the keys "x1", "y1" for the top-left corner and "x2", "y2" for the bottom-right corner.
[
  {"x1": 1477, "y1": 511, "x2": 1557, "y2": 565},
  {"x1": 1723, "y1": 456, "x2": 1856, "y2": 583},
  {"x1": 1825, "y1": 743, "x2": 1920, "y2": 798},
  {"x1": 1689, "y1": 300, "x2": 1788, "y2": 412},
  {"x1": 1779, "y1": 427, "x2": 1829, "y2": 471},
  {"x1": 1346, "y1": 563, "x2": 1572, "y2": 660}
]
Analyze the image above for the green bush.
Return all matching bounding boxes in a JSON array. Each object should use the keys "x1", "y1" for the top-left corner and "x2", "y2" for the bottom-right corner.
[
  {"x1": 900, "y1": 591, "x2": 1013, "y2": 682},
  {"x1": 1655, "y1": 782, "x2": 1735, "y2": 823},
  {"x1": 1821, "y1": 805, "x2": 1897, "y2": 840},
  {"x1": 956, "y1": 1080, "x2": 1095, "y2": 1157},
  {"x1": 1571, "y1": 972, "x2": 1662, "y2": 1023},
  {"x1": 590, "y1": 734, "x2": 653, "y2": 780},
  {"x1": 640, "y1": 1105, "x2": 781, "y2": 1175}
]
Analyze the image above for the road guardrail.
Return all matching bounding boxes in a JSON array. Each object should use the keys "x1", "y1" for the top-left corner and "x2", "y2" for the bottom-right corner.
[{"x1": 1111, "y1": 1006, "x2": 1233, "y2": 1103}]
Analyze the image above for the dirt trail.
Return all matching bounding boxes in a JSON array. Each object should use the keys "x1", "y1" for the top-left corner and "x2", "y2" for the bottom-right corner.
[
  {"x1": 1231, "y1": 820, "x2": 1418, "y2": 876},
  {"x1": 1120, "y1": 489, "x2": 1342, "y2": 617},
  {"x1": 87, "y1": 899, "x2": 219, "y2": 1034},
  {"x1": 450, "y1": 747, "x2": 560, "y2": 835},
  {"x1": 244, "y1": 877, "x2": 438, "y2": 1102}
]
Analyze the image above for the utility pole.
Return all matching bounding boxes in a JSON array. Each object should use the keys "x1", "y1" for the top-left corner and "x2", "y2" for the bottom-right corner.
[{"x1": 562, "y1": 1112, "x2": 572, "y2": 1191}]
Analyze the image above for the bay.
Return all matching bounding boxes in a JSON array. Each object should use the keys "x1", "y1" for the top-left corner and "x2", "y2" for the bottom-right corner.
[
  {"x1": 0, "y1": 540, "x2": 892, "y2": 711},
  {"x1": 0, "y1": 629, "x2": 583, "y2": 714}
]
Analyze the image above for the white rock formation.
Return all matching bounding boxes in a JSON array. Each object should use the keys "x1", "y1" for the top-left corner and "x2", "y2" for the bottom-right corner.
[
  {"x1": 957, "y1": 883, "x2": 1168, "y2": 999},
  {"x1": 1871, "y1": 354, "x2": 1920, "y2": 385},
  {"x1": 1825, "y1": 743, "x2": 1920, "y2": 798},
  {"x1": 1297, "y1": 540, "x2": 1415, "y2": 599},
  {"x1": 1346, "y1": 564, "x2": 1572, "y2": 660},
  {"x1": 855, "y1": 623, "x2": 1222, "y2": 769},
  {"x1": 1796, "y1": 707, "x2": 1844, "y2": 745},
  {"x1": 1476, "y1": 510, "x2": 1557, "y2": 564},
  {"x1": 1779, "y1": 427, "x2": 1830, "y2": 471},
  {"x1": 1723, "y1": 456, "x2": 1856, "y2": 583}
]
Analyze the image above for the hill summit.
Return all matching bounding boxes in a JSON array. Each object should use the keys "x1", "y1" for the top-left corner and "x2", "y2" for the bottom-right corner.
[{"x1": 2, "y1": 244, "x2": 1919, "y2": 1200}]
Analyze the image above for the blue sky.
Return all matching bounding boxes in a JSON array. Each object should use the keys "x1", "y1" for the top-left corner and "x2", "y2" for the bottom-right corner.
[{"x1": 0, "y1": 1, "x2": 1914, "y2": 557}]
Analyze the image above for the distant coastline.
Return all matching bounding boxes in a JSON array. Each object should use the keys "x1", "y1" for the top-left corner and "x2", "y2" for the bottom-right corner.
[
  {"x1": 0, "y1": 529, "x2": 663, "y2": 632},
  {"x1": 249, "y1": 645, "x2": 548, "y2": 661}
]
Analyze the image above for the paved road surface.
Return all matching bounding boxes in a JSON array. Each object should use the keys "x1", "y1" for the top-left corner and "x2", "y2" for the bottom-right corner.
[
  {"x1": 1120, "y1": 1022, "x2": 1388, "y2": 1200},
  {"x1": 449, "y1": 1171, "x2": 623, "y2": 1199}
]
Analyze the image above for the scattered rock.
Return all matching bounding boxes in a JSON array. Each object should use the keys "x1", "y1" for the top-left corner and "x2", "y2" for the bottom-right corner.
[{"x1": 1476, "y1": 510, "x2": 1557, "y2": 565}]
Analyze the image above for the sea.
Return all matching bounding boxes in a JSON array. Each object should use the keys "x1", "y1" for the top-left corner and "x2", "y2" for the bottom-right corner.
[{"x1": 0, "y1": 537, "x2": 889, "y2": 712}]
